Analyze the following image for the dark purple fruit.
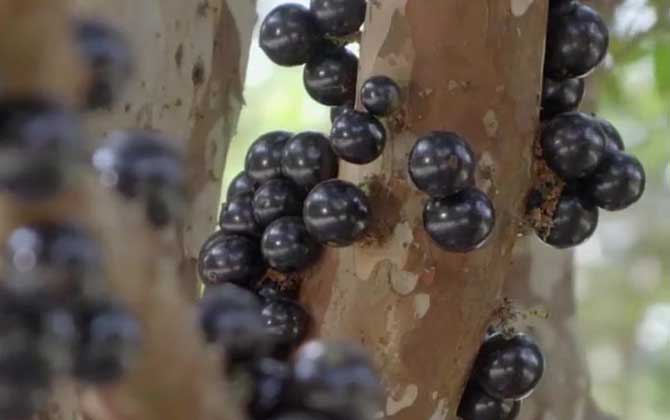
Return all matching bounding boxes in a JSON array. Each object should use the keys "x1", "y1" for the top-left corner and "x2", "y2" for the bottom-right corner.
[
  {"x1": 360, "y1": 75, "x2": 401, "y2": 116},
  {"x1": 458, "y1": 382, "x2": 521, "y2": 420},
  {"x1": 594, "y1": 116, "x2": 625, "y2": 151},
  {"x1": 5, "y1": 223, "x2": 103, "y2": 303},
  {"x1": 541, "y1": 77, "x2": 585, "y2": 120},
  {"x1": 310, "y1": 0, "x2": 366, "y2": 37},
  {"x1": 219, "y1": 193, "x2": 263, "y2": 238},
  {"x1": 245, "y1": 131, "x2": 293, "y2": 184},
  {"x1": 408, "y1": 131, "x2": 475, "y2": 197},
  {"x1": 227, "y1": 171, "x2": 259, "y2": 201},
  {"x1": 303, "y1": 46, "x2": 358, "y2": 106},
  {"x1": 75, "y1": 19, "x2": 133, "y2": 109},
  {"x1": 423, "y1": 188, "x2": 495, "y2": 253},
  {"x1": 259, "y1": 4, "x2": 322, "y2": 66},
  {"x1": 199, "y1": 284, "x2": 274, "y2": 364},
  {"x1": 539, "y1": 191, "x2": 598, "y2": 249},
  {"x1": 474, "y1": 333, "x2": 544, "y2": 401},
  {"x1": 330, "y1": 110, "x2": 386, "y2": 164},
  {"x1": 261, "y1": 217, "x2": 321, "y2": 273},
  {"x1": 92, "y1": 130, "x2": 185, "y2": 227},
  {"x1": 583, "y1": 151, "x2": 645, "y2": 211},
  {"x1": 269, "y1": 412, "x2": 331, "y2": 420},
  {"x1": 540, "y1": 112, "x2": 606, "y2": 179},
  {"x1": 71, "y1": 299, "x2": 141, "y2": 384},
  {"x1": 253, "y1": 179, "x2": 304, "y2": 228},
  {"x1": 330, "y1": 102, "x2": 353, "y2": 123},
  {"x1": 0, "y1": 97, "x2": 81, "y2": 200},
  {"x1": 303, "y1": 180, "x2": 371, "y2": 247},
  {"x1": 293, "y1": 340, "x2": 383, "y2": 419},
  {"x1": 261, "y1": 298, "x2": 311, "y2": 356},
  {"x1": 198, "y1": 234, "x2": 266, "y2": 288},
  {"x1": 248, "y1": 358, "x2": 292, "y2": 418},
  {"x1": 545, "y1": 2, "x2": 609, "y2": 80},
  {"x1": 282, "y1": 132, "x2": 338, "y2": 190},
  {"x1": 255, "y1": 278, "x2": 300, "y2": 302}
]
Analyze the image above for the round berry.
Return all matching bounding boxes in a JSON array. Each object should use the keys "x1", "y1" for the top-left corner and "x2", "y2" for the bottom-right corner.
[
  {"x1": 75, "y1": 18, "x2": 133, "y2": 109},
  {"x1": 293, "y1": 340, "x2": 382, "y2": 419},
  {"x1": 423, "y1": 188, "x2": 495, "y2": 253},
  {"x1": 199, "y1": 284, "x2": 273, "y2": 364},
  {"x1": 227, "y1": 171, "x2": 259, "y2": 201},
  {"x1": 261, "y1": 217, "x2": 321, "y2": 273},
  {"x1": 540, "y1": 112, "x2": 606, "y2": 179},
  {"x1": 594, "y1": 116, "x2": 625, "y2": 151},
  {"x1": 540, "y1": 191, "x2": 598, "y2": 249},
  {"x1": 282, "y1": 131, "x2": 339, "y2": 190},
  {"x1": 360, "y1": 76, "x2": 401, "y2": 116},
  {"x1": 474, "y1": 333, "x2": 544, "y2": 401},
  {"x1": 261, "y1": 298, "x2": 311, "y2": 356},
  {"x1": 253, "y1": 179, "x2": 304, "y2": 228},
  {"x1": 304, "y1": 46, "x2": 358, "y2": 106},
  {"x1": 545, "y1": 2, "x2": 609, "y2": 80},
  {"x1": 303, "y1": 180, "x2": 371, "y2": 247},
  {"x1": 330, "y1": 110, "x2": 386, "y2": 164},
  {"x1": 198, "y1": 234, "x2": 266, "y2": 288},
  {"x1": 245, "y1": 131, "x2": 293, "y2": 184},
  {"x1": 219, "y1": 193, "x2": 263, "y2": 238},
  {"x1": 541, "y1": 77, "x2": 584, "y2": 120},
  {"x1": 409, "y1": 131, "x2": 476, "y2": 197},
  {"x1": 71, "y1": 299, "x2": 141, "y2": 384},
  {"x1": 583, "y1": 151, "x2": 645, "y2": 211},
  {"x1": 310, "y1": 0, "x2": 367, "y2": 37},
  {"x1": 458, "y1": 382, "x2": 521, "y2": 420},
  {"x1": 5, "y1": 223, "x2": 103, "y2": 303},
  {"x1": 259, "y1": 4, "x2": 322, "y2": 66},
  {"x1": 248, "y1": 358, "x2": 292, "y2": 418},
  {"x1": 330, "y1": 102, "x2": 353, "y2": 123},
  {"x1": 0, "y1": 98, "x2": 81, "y2": 200}
]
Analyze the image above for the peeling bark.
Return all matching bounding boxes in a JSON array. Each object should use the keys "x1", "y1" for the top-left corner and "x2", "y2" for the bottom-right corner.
[{"x1": 301, "y1": 1, "x2": 548, "y2": 419}]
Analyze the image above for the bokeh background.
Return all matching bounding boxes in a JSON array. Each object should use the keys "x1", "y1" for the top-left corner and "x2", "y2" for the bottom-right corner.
[{"x1": 224, "y1": 1, "x2": 670, "y2": 418}]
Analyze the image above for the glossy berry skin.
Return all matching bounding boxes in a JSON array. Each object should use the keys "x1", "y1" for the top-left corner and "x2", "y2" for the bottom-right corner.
[
  {"x1": 310, "y1": 0, "x2": 366, "y2": 37},
  {"x1": 541, "y1": 112, "x2": 606, "y2": 179},
  {"x1": 256, "y1": 278, "x2": 300, "y2": 302},
  {"x1": 227, "y1": 171, "x2": 259, "y2": 201},
  {"x1": 72, "y1": 300, "x2": 141, "y2": 384},
  {"x1": 474, "y1": 333, "x2": 544, "y2": 401},
  {"x1": 458, "y1": 382, "x2": 521, "y2": 420},
  {"x1": 259, "y1": 4, "x2": 322, "y2": 66},
  {"x1": 0, "y1": 98, "x2": 81, "y2": 200},
  {"x1": 282, "y1": 132, "x2": 338, "y2": 190},
  {"x1": 261, "y1": 298, "x2": 311, "y2": 357},
  {"x1": 199, "y1": 284, "x2": 274, "y2": 364},
  {"x1": 261, "y1": 217, "x2": 321, "y2": 273},
  {"x1": 361, "y1": 76, "x2": 402, "y2": 116},
  {"x1": 293, "y1": 340, "x2": 383, "y2": 419},
  {"x1": 75, "y1": 19, "x2": 132, "y2": 109},
  {"x1": 545, "y1": 2, "x2": 609, "y2": 80},
  {"x1": 304, "y1": 46, "x2": 358, "y2": 106},
  {"x1": 594, "y1": 117, "x2": 625, "y2": 151},
  {"x1": 248, "y1": 358, "x2": 292, "y2": 419},
  {"x1": 583, "y1": 151, "x2": 645, "y2": 211},
  {"x1": 540, "y1": 192, "x2": 598, "y2": 249},
  {"x1": 246, "y1": 131, "x2": 293, "y2": 184},
  {"x1": 423, "y1": 188, "x2": 495, "y2": 253},
  {"x1": 541, "y1": 77, "x2": 585, "y2": 120},
  {"x1": 253, "y1": 179, "x2": 304, "y2": 228},
  {"x1": 330, "y1": 110, "x2": 386, "y2": 164},
  {"x1": 303, "y1": 180, "x2": 371, "y2": 247},
  {"x1": 5, "y1": 223, "x2": 103, "y2": 303},
  {"x1": 198, "y1": 233, "x2": 266, "y2": 288},
  {"x1": 409, "y1": 131, "x2": 476, "y2": 197},
  {"x1": 330, "y1": 103, "x2": 353, "y2": 123},
  {"x1": 219, "y1": 193, "x2": 263, "y2": 237}
]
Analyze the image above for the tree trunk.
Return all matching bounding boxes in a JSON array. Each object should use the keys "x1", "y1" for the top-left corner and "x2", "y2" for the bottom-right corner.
[{"x1": 301, "y1": 1, "x2": 548, "y2": 419}]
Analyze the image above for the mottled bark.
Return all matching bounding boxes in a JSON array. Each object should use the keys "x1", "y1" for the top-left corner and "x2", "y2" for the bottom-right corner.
[{"x1": 301, "y1": 1, "x2": 548, "y2": 419}]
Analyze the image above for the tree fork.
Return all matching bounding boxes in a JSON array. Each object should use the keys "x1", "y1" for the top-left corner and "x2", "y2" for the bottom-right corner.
[{"x1": 301, "y1": 1, "x2": 549, "y2": 419}]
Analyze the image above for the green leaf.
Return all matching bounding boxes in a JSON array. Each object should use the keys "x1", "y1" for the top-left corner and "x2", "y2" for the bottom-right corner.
[{"x1": 653, "y1": 44, "x2": 670, "y2": 95}]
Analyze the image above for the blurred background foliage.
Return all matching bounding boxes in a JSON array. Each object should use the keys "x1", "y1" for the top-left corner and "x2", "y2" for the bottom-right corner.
[{"x1": 224, "y1": 1, "x2": 670, "y2": 419}]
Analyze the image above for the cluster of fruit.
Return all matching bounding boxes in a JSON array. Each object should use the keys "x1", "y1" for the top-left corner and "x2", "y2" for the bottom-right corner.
[
  {"x1": 458, "y1": 332, "x2": 545, "y2": 420},
  {"x1": 536, "y1": 0, "x2": 646, "y2": 248},
  {"x1": 0, "y1": 18, "x2": 151, "y2": 418},
  {"x1": 199, "y1": 284, "x2": 382, "y2": 420}
]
